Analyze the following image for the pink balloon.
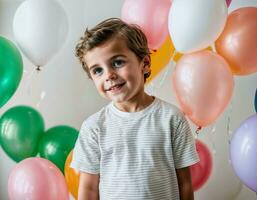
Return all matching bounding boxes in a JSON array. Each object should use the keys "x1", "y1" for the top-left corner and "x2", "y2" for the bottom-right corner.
[
  {"x1": 172, "y1": 50, "x2": 234, "y2": 128},
  {"x1": 121, "y1": 0, "x2": 171, "y2": 50},
  {"x1": 226, "y1": 0, "x2": 232, "y2": 7},
  {"x1": 8, "y1": 157, "x2": 69, "y2": 200},
  {"x1": 190, "y1": 139, "x2": 212, "y2": 191}
]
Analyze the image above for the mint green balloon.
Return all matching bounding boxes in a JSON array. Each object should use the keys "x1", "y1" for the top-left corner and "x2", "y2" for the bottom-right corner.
[
  {"x1": 0, "y1": 36, "x2": 23, "y2": 108},
  {"x1": 38, "y1": 126, "x2": 78, "y2": 173},
  {"x1": 0, "y1": 106, "x2": 45, "y2": 162}
]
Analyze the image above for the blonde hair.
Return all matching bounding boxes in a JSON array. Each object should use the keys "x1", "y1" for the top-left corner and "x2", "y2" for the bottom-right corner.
[{"x1": 75, "y1": 18, "x2": 151, "y2": 80}]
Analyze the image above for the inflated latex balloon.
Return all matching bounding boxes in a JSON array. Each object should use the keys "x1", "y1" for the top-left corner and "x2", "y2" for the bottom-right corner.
[
  {"x1": 172, "y1": 50, "x2": 234, "y2": 128},
  {"x1": 38, "y1": 125, "x2": 78, "y2": 173},
  {"x1": 0, "y1": 106, "x2": 44, "y2": 162},
  {"x1": 216, "y1": 7, "x2": 257, "y2": 75},
  {"x1": 0, "y1": 36, "x2": 23, "y2": 108},
  {"x1": 230, "y1": 114, "x2": 257, "y2": 193},
  {"x1": 8, "y1": 157, "x2": 69, "y2": 200},
  {"x1": 169, "y1": 0, "x2": 227, "y2": 53},
  {"x1": 13, "y1": 0, "x2": 68, "y2": 68},
  {"x1": 190, "y1": 139, "x2": 212, "y2": 191},
  {"x1": 121, "y1": 0, "x2": 171, "y2": 50},
  {"x1": 64, "y1": 150, "x2": 80, "y2": 200}
]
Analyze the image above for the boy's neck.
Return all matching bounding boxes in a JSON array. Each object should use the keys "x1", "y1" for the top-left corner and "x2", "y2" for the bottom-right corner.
[{"x1": 113, "y1": 93, "x2": 155, "y2": 113}]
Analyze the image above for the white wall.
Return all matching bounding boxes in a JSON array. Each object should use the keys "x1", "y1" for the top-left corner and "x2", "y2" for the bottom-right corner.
[{"x1": 0, "y1": 0, "x2": 257, "y2": 199}]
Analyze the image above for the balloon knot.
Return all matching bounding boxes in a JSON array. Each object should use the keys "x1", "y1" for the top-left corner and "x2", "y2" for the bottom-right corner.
[
  {"x1": 36, "y1": 65, "x2": 41, "y2": 72},
  {"x1": 195, "y1": 126, "x2": 202, "y2": 135}
]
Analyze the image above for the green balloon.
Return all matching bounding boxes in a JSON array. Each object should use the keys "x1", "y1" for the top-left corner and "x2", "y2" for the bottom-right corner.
[
  {"x1": 38, "y1": 125, "x2": 78, "y2": 173},
  {"x1": 0, "y1": 36, "x2": 23, "y2": 108},
  {"x1": 0, "y1": 106, "x2": 45, "y2": 162}
]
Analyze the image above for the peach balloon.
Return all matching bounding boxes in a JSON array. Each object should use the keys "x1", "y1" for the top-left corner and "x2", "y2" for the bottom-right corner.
[
  {"x1": 64, "y1": 150, "x2": 80, "y2": 200},
  {"x1": 216, "y1": 7, "x2": 257, "y2": 75},
  {"x1": 172, "y1": 50, "x2": 234, "y2": 128}
]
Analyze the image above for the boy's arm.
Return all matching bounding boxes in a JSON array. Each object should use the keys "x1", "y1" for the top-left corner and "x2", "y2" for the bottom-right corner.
[
  {"x1": 176, "y1": 167, "x2": 194, "y2": 200},
  {"x1": 78, "y1": 172, "x2": 100, "y2": 200}
]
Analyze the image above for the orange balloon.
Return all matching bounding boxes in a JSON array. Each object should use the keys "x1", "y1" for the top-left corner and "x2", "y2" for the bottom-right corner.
[
  {"x1": 64, "y1": 150, "x2": 80, "y2": 200},
  {"x1": 215, "y1": 7, "x2": 257, "y2": 75},
  {"x1": 172, "y1": 50, "x2": 234, "y2": 128},
  {"x1": 147, "y1": 37, "x2": 175, "y2": 83}
]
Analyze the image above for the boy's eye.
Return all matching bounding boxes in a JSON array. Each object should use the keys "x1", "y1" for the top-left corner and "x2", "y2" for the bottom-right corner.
[
  {"x1": 92, "y1": 67, "x2": 103, "y2": 76},
  {"x1": 112, "y1": 59, "x2": 125, "y2": 68}
]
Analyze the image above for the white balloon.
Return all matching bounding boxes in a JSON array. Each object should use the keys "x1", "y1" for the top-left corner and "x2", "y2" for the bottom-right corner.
[
  {"x1": 168, "y1": 0, "x2": 227, "y2": 53},
  {"x1": 13, "y1": 0, "x2": 69, "y2": 67}
]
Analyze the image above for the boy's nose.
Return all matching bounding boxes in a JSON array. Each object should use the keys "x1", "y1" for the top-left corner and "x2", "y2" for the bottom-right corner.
[{"x1": 105, "y1": 68, "x2": 117, "y2": 81}]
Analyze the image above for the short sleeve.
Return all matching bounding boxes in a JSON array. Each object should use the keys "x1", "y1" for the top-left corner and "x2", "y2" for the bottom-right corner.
[
  {"x1": 70, "y1": 120, "x2": 100, "y2": 174},
  {"x1": 172, "y1": 115, "x2": 199, "y2": 169}
]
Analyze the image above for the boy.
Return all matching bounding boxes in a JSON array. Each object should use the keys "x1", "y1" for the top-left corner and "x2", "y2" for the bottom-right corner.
[{"x1": 71, "y1": 18, "x2": 199, "y2": 200}]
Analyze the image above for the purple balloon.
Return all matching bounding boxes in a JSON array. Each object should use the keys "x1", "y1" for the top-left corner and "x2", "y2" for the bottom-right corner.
[
  {"x1": 230, "y1": 114, "x2": 257, "y2": 192},
  {"x1": 226, "y1": 0, "x2": 232, "y2": 7}
]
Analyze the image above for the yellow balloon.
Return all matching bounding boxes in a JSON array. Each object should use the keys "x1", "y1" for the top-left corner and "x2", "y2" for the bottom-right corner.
[
  {"x1": 147, "y1": 37, "x2": 175, "y2": 84},
  {"x1": 64, "y1": 150, "x2": 80, "y2": 200}
]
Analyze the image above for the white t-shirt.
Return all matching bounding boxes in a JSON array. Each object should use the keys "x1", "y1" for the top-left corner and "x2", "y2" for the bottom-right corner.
[{"x1": 71, "y1": 97, "x2": 199, "y2": 200}]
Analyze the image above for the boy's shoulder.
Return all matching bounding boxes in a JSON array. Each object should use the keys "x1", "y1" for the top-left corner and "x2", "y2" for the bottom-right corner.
[
  {"x1": 157, "y1": 97, "x2": 185, "y2": 118},
  {"x1": 81, "y1": 103, "x2": 110, "y2": 128}
]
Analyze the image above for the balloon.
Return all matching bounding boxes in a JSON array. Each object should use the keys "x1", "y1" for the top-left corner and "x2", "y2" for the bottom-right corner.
[
  {"x1": 230, "y1": 114, "x2": 257, "y2": 192},
  {"x1": 38, "y1": 125, "x2": 78, "y2": 173},
  {"x1": 121, "y1": 0, "x2": 171, "y2": 50},
  {"x1": 254, "y1": 88, "x2": 257, "y2": 112},
  {"x1": 0, "y1": 36, "x2": 23, "y2": 108},
  {"x1": 13, "y1": 0, "x2": 68, "y2": 67},
  {"x1": 0, "y1": 106, "x2": 44, "y2": 162},
  {"x1": 215, "y1": 7, "x2": 257, "y2": 75},
  {"x1": 226, "y1": 0, "x2": 232, "y2": 7},
  {"x1": 172, "y1": 50, "x2": 234, "y2": 127},
  {"x1": 8, "y1": 157, "x2": 69, "y2": 200},
  {"x1": 169, "y1": 0, "x2": 227, "y2": 53},
  {"x1": 64, "y1": 150, "x2": 80, "y2": 200},
  {"x1": 190, "y1": 139, "x2": 212, "y2": 191}
]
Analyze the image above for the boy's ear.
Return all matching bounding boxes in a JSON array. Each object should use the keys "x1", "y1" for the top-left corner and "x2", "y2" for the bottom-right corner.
[{"x1": 142, "y1": 56, "x2": 151, "y2": 74}]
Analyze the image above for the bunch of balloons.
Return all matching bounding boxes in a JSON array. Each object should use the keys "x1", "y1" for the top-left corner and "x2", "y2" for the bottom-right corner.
[
  {"x1": 0, "y1": 105, "x2": 79, "y2": 199},
  {"x1": 122, "y1": 0, "x2": 257, "y2": 130}
]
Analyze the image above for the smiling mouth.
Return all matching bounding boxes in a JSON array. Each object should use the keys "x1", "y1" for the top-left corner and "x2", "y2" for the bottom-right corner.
[{"x1": 106, "y1": 82, "x2": 125, "y2": 91}]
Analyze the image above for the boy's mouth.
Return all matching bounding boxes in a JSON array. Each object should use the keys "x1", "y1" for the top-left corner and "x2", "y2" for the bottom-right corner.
[{"x1": 106, "y1": 82, "x2": 125, "y2": 91}]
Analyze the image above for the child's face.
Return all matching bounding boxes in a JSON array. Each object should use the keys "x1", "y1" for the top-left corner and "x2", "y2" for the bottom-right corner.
[{"x1": 83, "y1": 37, "x2": 150, "y2": 104}]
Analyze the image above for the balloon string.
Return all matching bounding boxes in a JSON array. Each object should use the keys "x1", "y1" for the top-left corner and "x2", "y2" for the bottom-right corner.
[
  {"x1": 226, "y1": 100, "x2": 233, "y2": 144},
  {"x1": 25, "y1": 69, "x2": 36, "y2": 96},
  {"x1": 149, "y1": 61, "x2": 174, "y2": 96},
  {"x1": 210, "y1": 124, "x2": 217, "y2": 155},
  {"x1": 36, "y1": 91, "x2": 46, "y2": 109},
  {"x1": 171, "y1": 49, "x2": 177, "y2": 62}
]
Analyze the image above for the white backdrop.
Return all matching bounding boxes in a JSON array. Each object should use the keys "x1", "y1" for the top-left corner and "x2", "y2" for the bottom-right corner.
[{"x1": 0, "y1": 0, "x2": 257, "y2": 199}]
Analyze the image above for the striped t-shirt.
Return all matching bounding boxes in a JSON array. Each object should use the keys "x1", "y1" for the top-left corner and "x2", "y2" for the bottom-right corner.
[{"x1": 71, "y1": 97, "x2": 199, "y2": 200}]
